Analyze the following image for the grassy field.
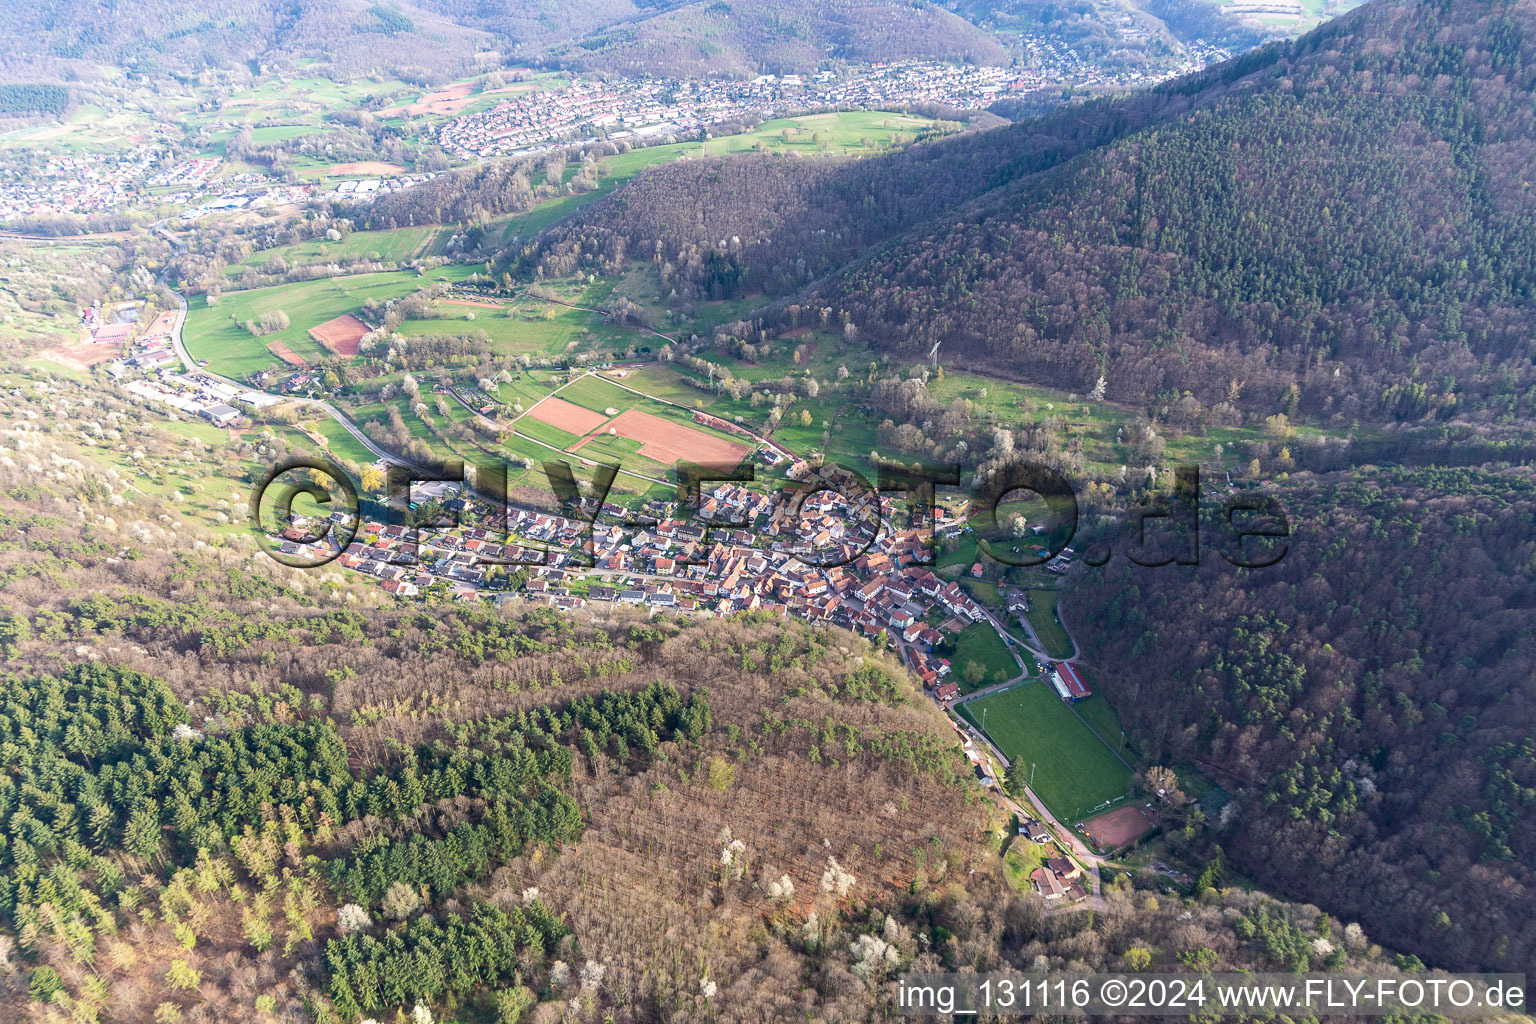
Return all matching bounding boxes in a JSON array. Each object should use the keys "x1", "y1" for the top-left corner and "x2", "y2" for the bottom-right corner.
[
  {"x1": 248, "y1": 124, "x2": 325, "y2": 144},
  {"x1": 183, "y1": 267, "x2": 475, "y2": 378},
  {"x1": 944, "y1": 623, "x2": 1020, "y2": 693},
  {"x1": 231, "y1": 226, "x2": 444, "y2": 276},
  {"x1": 962, "y1": 578, "x2": 1002, "y2": 607},
  {"x1": 212, "y1": 74, "x2": 415, "y2": 124},
  {"x1": 937, "y1": 531, "x2": 978, "y2": 571},
  {"x1": 306, "y1": 418, "x2": 377, "y2": 468},
  {"x1": 1072, "y1": 693, "x2": 1134, "y2": 760},
  {"x1": 602, "y1": 111, "x2": 947, "y2": 169},
  {"x1": 608, "y1": 364, "x2": 718, "y2": 406},
  {"x1": 497, "y1": 373, "x2": 559, "y2": 410},
  {"x1": 515, "y1": 417, "x2": 581, "y2": 450},
  {"x1": 398, "y1": 297, "x2": 637, "y2": 358},
  {"x1": 1023, "y1": 589, "x2": 1075, "y2": 658},
  {"x1": 703, "y1": 111, "x2": 949, "y2": 155},
  {"x1": 568, "y1": 433, "x2": 671, "y2": 476},
  {"x1": 556, "y1": 374, "x2": 641, "y2": 413},
  {"x1": 509, "y1": 438, "x2": 666, "y2": 498},
  {"x1": 961, "y1": 682, "x2": 1132, "y2": 823}
]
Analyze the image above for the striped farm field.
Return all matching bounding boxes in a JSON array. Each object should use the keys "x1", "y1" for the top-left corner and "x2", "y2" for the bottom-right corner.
[
  {"x1": 515, "y1": 417, "x2": 581, "y2": 450},
  {"x1": 267, "y1": 342, "x2": 308, "y2": 366},
  {"x1": 581, "y1": 408, "x2": 751, "y2": 467},
  {"x1": 526, "y1": 396, "x2": 609, "y2": 435}
]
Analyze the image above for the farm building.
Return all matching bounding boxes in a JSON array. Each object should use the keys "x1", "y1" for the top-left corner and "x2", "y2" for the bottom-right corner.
[
  {"x1": 1018, "y1": 819, "x2": 1051, "y2": 843},
  {"x1": 1031, "y1": 866, "x2": 1065, "y2": 900}
]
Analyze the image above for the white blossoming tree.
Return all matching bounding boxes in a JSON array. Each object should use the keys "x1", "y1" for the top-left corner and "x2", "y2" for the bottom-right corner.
[{"x1": 336, "y1": 903, "x2": 371, "y2": 936}]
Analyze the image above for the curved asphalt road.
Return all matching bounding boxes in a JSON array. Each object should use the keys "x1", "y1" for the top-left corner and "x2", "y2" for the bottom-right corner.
[{"x1": 165, "y1": 286, "x2": 434, "y2": 475}]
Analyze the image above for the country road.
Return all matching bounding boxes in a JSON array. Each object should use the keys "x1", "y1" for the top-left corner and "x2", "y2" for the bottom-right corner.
[
  {"x1": 957, "y1": 715, "x2": 1109, "y2": 911},
  {"x1": 953, "y1": 597, "x2": 1081, "y2": 706},
  {"x1": 164, "y1": 288, "x2": 424, "y2": 473}
]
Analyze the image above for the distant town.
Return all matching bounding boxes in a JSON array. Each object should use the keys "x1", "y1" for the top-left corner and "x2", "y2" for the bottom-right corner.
[
  {"x1": 435, "y1": 52, "x2": 1232, "y2": 160},
  {"x1": 2, "y1": 46, "x2": 1232, "y2": 220}
]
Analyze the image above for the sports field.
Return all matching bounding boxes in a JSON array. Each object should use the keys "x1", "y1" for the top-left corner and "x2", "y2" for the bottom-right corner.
[
  {"x1": 184, "y1": 268, "x2": 474, "y2": 378},
  {"x1": 1082, "y1": 805, "x2": 1157, "y2": 850},
  {"x1": 573, "y1": 407, "x2": 750, "y2": 466},
  {"x1": 527, "y1": 396, "x2": 609, "y2": 435},
  {"x1": 960, "y1": 681, "x2": 1132, "y2": 823},
  {"x1": 1073, "y1": 692, "x2": 1133, "y2": 759}
]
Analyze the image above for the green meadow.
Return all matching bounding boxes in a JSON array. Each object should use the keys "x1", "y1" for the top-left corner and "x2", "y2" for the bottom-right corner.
[
  {"x1": 230, "y1": 226, "x2": 446, "y2": 276},
  {"x1": 183, "y1": 267, "x2": 475, "y2": 379},
  {"x1": 945, "y1": 624, "x2": 1021, "y2": 693}
]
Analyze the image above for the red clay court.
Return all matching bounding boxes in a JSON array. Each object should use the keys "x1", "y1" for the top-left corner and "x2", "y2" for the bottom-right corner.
[
  {"x1": 527, "y1": 397, "x2": 609, "y2": 436},
  {"x1": 268, "y1": 341, "x2": 309, "y2": 366},
  {"x1": 1083, "y1": 805, "x2": 1157, "y2": 849},
  {"x1": 44, "y1": 338, "x2": 122, "y2": 371},
  {"x1": 597, "y1": 408, "x2": 751, "y2": 466},
  {"x1": 309, "y1": 314, "x2": 369, "y2": 357}
]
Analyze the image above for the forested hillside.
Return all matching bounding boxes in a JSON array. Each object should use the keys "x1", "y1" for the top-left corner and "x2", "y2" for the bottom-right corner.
[
  {"x1": 1070, "y1": 463, "x2": 1536, "y2": 971},
  {"x1": 0, "y1": 368, "x2": 1442, "y2": 1021},
  {"x1": 0, "y1": 0, "x2": 1005, "y2": 82},
  {"x1": 827, "y1": 0, "x2": 1536, "y2": 420},
  {"x1": 543, "y1": 0, "x2": 1009, "y2": 76},
  {"x1": 525, "y1": 0, "x2": 1536, "y2": 423},
  {"x1": 0, "y1": 500, "x2": 982, "y2": 1021},
  {"x1": 516, "y1": 93, "x2": 1162, "y2": 293},
  {"x1": 0, "y1": 0, "x2": 653, "y2": 82}
]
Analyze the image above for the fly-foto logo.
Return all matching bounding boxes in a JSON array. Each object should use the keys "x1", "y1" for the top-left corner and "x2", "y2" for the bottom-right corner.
[{"x1": 252, "y1": 456, "x2": 1289, "y2": 570}]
